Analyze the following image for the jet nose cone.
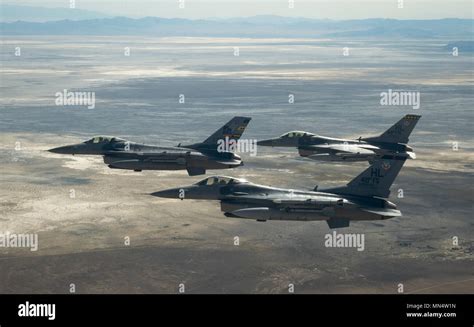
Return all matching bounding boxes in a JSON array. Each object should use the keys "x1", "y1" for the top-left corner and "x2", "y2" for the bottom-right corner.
[
  {"x1": 257, "y1": 139, "x2": 275, "y2": 147},
  {"x1": 150, "y1": 189, "x2": 182, "y2": 199},
  {"x1": 48, "y1": 145, "x2": 74, "y2": 154},
  {"x1": 150, "y1": 190, "x2": 166, "y2": 198}
]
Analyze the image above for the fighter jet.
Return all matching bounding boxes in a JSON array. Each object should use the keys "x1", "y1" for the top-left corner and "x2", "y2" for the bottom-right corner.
[
  {"x1": 151, "y1": 154, "x2": 408, "y2": 228},
  {"x1": 257, "y1": 114, "x2": 421, "y2": 163},
  {"x1": 49, "y1": 116, "x2": 251, "y2": 176}
]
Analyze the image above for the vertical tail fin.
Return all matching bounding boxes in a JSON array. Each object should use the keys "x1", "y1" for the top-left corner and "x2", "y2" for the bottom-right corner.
[
  {"x1": 202, "y1": 116, "x2": 251, "y2": 146},
  {"x1": 321, "y1": 154, "x2": 408, "y2": 198},
  {"x1": 363, "y1": 114, "x2": 421, "y2": 144}
]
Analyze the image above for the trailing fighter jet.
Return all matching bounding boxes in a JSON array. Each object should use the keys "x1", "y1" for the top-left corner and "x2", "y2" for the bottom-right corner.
[
  {"x1": 151, "y1": 154, "x2": 408, "y2": 228},
  {"x1": 49, "y1": 116, "x2": 251, "y2": 176},
  {"x1": 257, "y1": 114, "x2": 421, "y2": 163}
]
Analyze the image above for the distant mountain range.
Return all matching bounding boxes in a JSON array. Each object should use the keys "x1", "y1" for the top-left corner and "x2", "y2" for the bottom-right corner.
[
  {"x1": 0, "y1": 5, "x2": 472, "y2": 38},
  {"x1": 0, "y1": 4, "x2": 111, "y2": 22}
]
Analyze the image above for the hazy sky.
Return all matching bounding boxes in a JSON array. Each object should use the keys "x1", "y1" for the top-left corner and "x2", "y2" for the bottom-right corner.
[{"x1": 7, "y1": 0, "x2": 474, "y2": 19}]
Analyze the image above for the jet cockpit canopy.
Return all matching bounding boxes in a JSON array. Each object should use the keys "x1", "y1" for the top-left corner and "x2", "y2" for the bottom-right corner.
[
  {"x1": 195, "y1": 176, "x2": 248, "y2": 186},
  {"x1": 85, "y1": 136, "x2": 126, "y2": 144},
  {"x1": 279, "y1": 131, "x2": 314, "y2": 138}
]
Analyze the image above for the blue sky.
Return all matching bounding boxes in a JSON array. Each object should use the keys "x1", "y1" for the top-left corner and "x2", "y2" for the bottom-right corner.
[{"x1": 6, "y1": 0, "x2": 473, "y2": 19}]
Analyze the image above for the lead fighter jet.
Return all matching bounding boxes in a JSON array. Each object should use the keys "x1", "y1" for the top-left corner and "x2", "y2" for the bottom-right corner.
[
  {"x1": 152, "y1": 154, "x2": 408, "y2": 228},
  {"x1": 49, "y1": 116, "x2": 251, "y2": 176},
  {"x1": 257, "y1": 114, "x2": 421, "y2": 163}
]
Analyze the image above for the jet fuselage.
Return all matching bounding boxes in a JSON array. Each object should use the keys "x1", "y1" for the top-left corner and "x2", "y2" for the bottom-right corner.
[
  {"x1": 49, "y1": 136, "x2": 242, "y2": 175},
  {"x1": 257, "y1": 115, "x2": 420, "y2": 162},
  {"x1": 151, "y1": 177, "x2": 400, "y2": 225}
]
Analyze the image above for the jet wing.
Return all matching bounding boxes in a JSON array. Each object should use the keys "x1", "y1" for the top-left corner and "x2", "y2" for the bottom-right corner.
[
  {"x1": 224, "y1": 194, "x2": 345, "y2": 208},
  {"x1": 104, "y1": 149, "x2": 196, "y2": 161},
  {"x1": 272, "y1": 197, "x2": 345, "y2": 206},
  {"x1": 300, "y1": 144, "x2": 377, "y2": 155},
  {"x1": 105, "y1": 149, "x2": 190, "y2": 157},
  {"x1": 224, "y1": 194, "x2": 271, "y2": 202},
  {"x1": 222, "y1": 194, "x2": 280, "y2": 208}
]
